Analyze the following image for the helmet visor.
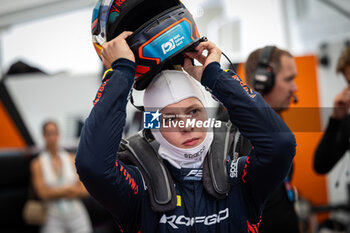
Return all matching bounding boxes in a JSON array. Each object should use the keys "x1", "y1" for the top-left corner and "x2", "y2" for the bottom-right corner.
[{"x1": 92, "y1": 0, "x2": 114, "y2": 54}]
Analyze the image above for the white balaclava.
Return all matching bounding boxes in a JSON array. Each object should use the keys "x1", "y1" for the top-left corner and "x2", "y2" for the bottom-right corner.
[{"x1": 143, "y1": 70, "x2": 213, "y2": 169}]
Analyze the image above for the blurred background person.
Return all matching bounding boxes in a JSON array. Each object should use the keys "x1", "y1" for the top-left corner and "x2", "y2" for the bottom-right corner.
[
  {"x1": 314, "y1": 45, "x2": 350, "y2": 174},
  {"x1": 245, "y1": 45, "x2": 300, "y2": 233},
  {"x1": 30, "y1": 120, "x2": 92, "y2": 233}
]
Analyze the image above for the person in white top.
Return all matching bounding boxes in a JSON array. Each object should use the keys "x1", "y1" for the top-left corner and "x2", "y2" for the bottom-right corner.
[{"x1": 30, "y1": 120, "x2": 92, "y2": 233}]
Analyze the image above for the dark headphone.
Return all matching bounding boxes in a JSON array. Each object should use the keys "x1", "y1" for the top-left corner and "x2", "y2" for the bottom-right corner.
[{"x1": 252, "y1": 46, "x2": 276, "y2": 95}]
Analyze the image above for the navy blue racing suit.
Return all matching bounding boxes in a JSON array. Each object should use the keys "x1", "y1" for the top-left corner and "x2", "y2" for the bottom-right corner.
[{"x1": 76, "y1": 58, "x2": 296, "y2": 233}]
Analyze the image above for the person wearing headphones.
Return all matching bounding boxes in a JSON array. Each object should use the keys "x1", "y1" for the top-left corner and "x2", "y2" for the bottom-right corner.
[
  {"x1": 314, "y1": 45, "x2": 350, "y2": 174},
  {"x1": 244, "y1": 46, "x2": 299, "y2": 233},
  {"x1": 75, "y1": 0, "x2": 296, "y2": 232}
]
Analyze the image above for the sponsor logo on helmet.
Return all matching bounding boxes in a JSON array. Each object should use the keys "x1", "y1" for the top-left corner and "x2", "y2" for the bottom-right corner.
[
  {"x1": 113, "y1": 0, "x2": 126, "y2": 8},
  {"x1": 161, "y1": 34, "x2": 186, "y2": 55},
  {"x1": 159, "y1": 208, "x2": 229, "y2": 229},
  {"x1": 162, "y1": 39, "x2": 176, "y2": 55}
]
